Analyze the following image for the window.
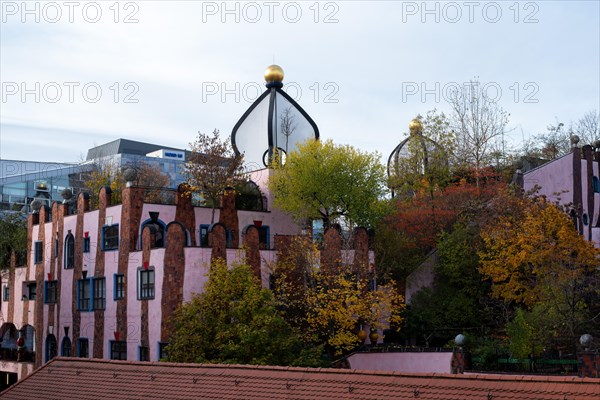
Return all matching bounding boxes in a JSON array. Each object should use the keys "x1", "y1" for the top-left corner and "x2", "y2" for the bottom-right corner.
[
  {"x1": 93, "y1": 278, "x2": 106, "y2": 310},
  {"x1": 45, "y1": 335, "x2": 57, "y2": 362},
  {"x1": 77, "y1": 338, "x2": 89, "y2": 358},
  {"x1": 23, "y1": 282, "x2": 36, "y2": 300},
  {"x1": 34, "y1": 241, "x2": 43, "y2": 264},
  {"x1": 138, "y1": 268, "x2": 155, "y2": 300},
  {"x1": 61, "y1": 337, "x2": 72, "y2": 357},
  {"x1": 226, "y1": 229, "x2": 234, "y2": 248},
  {"x1": 3, "y1": 285, "x2": 9, "y2": 301},
  {"x1": 102, "y1": 224, "x2": 119, "y2": 250},
  {"x1": 64, "y1": 233, "x2": 74, "y2": 268},
  {"x1": 199, "y1": 224, "x2": 210, "y2": 247},
  {"x1": 258, "y1": 226, "x2": 270, "y2": 249},
  {"x1": 44, "y1": 280, "x2": 58, "y2": 304},
  {"x1": 54, "y1": 239, "x2": 58, "y2": 258},
  {"x1": 139, "y1": 346, "x2": 149, "y2": 361},
  {"x1": 583, "y1": 213, "x2": 589, "y2": 226},
  {"x1": 114, "y1": 274, "x2": 125, "y2": 300},
  {"x1": 158, "y1": 342, "x2": 169, "y2": 359},
  {"x1": 77, "y1": 278, "x2": 91, "y2": 311},
  {"x1": 83, "y1": 237, "x2": 91, "y2": 253},
  {"x1": 594, "y1": 176, "x2": 600, "y2": 193},
  {"x1": 110, "y1": 340, "x2": 127, "y2": 360}
]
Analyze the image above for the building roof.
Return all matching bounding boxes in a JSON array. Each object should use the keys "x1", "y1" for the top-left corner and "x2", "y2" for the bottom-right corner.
[
  {"x1": 2, "y1": 357, "x2": 598, "y2": 400},
  {"x1": 85, "y1": 138, "x2": 185, "y2": 160}
]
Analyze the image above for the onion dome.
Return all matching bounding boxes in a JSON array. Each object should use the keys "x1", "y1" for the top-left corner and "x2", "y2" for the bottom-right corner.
[{"x1": 231, "y1": 65, "x2": 319, "y2": 170}]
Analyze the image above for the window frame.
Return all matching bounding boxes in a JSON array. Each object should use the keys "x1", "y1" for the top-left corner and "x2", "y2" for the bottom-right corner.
[
  {"x1": 2, "y1": 285, "x2": 9, "y2": 301},
  {"x1": 76, "y1": 278, "x2": 91, "y2": 311},
  {"x1": 102, "y1": 224, "x2": 120, "y2": 251},
  {"x1": 114, "y1": 273, "x2": 125, "y2": 300},
  {"x1": 110, "y1": 340, "x2": 127, "y2": 360},
  {"x1": 158, "y1": 342, "x2": 169, "y2": 360},
  {"x1": 199, "y1": 224, "x2": 210, "y2": 247},
  {"x1": 44, "y1": 280, "x2": 58, "y2": 304},
  {"x1": 77, "y1": 338, "x2": 89, "y2": 358},
  {"x1": 93, "y1": 277, "x2": 106, "y2": 310},
  {"x1": 34, "y1": 241, "x2": 43, "y2": 264},
  {"x1": 64, "y1": 233, "x2": 75, "y2": 269},
  {"x1": 137, "y1": 268, "x2": 155, "y2": 300},
  {"x1": 61, "y1": 337, "x2": 72, "y2": 357},
  {"x1": 139, "y1": 345, "x2": 149, "y2": 361},
  {"x1": 83, "y1": 237, "x2": 91, "y2": 253},
  {"x1": 258, "y1": 225, "x2": 270, "y2": 249}
]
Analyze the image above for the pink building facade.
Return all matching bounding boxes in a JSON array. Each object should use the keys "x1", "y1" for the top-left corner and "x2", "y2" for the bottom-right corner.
[{"x1": 522, "y1": 143, "x2": 600, "y2": 247}]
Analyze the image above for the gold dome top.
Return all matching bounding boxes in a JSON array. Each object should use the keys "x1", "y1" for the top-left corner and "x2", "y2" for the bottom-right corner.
[
  {"x1": 409, "y1": 118, "x2": 423, "y2": 135},
  {"x1": 264, "y1": 64, "x2": 284, "y2": 82}
]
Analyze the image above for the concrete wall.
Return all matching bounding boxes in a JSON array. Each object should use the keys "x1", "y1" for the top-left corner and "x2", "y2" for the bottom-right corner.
[{"x1": 347, "y1": 352, "x2": 454, "y2": 374}]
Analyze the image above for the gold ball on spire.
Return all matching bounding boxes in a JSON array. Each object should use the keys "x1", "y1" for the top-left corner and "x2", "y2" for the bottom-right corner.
[
  {"x1": 264, "y1": 64, "x2": 284, "y2": 82},
  {"x1": 409, "y1": 118, "x2": 423, "y2": 135}
]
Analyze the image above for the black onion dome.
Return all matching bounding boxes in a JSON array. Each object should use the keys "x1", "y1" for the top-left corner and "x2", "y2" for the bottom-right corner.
[{"x1": 231, "y1": 65, "x2": 319, "y2": 170}]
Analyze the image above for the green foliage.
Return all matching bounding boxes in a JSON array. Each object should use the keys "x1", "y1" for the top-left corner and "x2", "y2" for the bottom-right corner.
[
  {"x1": 0, "y1": 212, "x2": 27, "y2": 269},
  {"x1": 165, "y1": 260, "x2": 323, "y2": 366},
  {"x1": 506, "y1": 306, "x2": 554, "y2": 358},
  {"x1": 268, "y1": 139, "x2": 387, "y2": 229}
]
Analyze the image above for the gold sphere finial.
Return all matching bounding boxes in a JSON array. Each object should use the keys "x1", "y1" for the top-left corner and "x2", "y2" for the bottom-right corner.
[
  {"x1": 264, "y1": 64, "x2": 284, "y2": 82},
  {"x1": 409, "y1": 118, "x2": 423, "y2": 135}
]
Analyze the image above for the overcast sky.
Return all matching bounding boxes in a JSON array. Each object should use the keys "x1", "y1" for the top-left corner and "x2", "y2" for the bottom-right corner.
[{"x1": 1, "y1": 0, "x2": 599, "y2": 163}]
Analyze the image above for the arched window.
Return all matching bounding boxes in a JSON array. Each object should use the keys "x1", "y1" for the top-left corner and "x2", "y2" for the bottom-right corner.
[
  {"x1": 235, "y1": 180, "x2": 265, "y2": 211},
  {"x1": 45, "y1": 334, "x2": 57, "y2": 362},
  {"x1": 64, "y1": 233, "x2": 74, "y2": 269},
  {"x1": 61, "y1": 337, "x2": 72, "y2": 357},
  {"x1": 140, "y1": 213, "x2": 166, "y2": 248}
]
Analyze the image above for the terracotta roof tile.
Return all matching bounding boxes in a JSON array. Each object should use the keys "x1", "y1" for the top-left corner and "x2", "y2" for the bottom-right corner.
[{"x1": 1, "y1": 357, "x2": 598, "y2": 400}]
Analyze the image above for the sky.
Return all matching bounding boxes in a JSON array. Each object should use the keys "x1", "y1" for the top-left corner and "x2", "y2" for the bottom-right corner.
[{"x1": 1, "y1": 0, "x2": 599, "y2": 163}]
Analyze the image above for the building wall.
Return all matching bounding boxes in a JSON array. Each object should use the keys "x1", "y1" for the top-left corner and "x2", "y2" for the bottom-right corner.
[{"x1": 1, "y1": 180, "x2": 374, "y2": 380}]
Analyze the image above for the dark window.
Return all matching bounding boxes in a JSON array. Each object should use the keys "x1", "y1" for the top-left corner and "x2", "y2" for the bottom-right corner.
[
  {"x1": 226, "y1": 229, "x2": 234, "y2": 248},
  {"x1": 24, "y1": 282, "x2": 36, "y2": 300},
  {"x1": 158, "y1": 342, "x2": 169, "y2": 359},
  {"x1": 54, "y1": 239, "x2": 58, "y2": 258},
  {"x1": 77, "y1": 279, "x2": 91, "y2": 311},
  {"x1": 199, "y1": 224, "x2": 210, "y2": 247},
  {"x1": 44, "y1": 281, "x2": 58, "y2": 304},
  {"x1": 34, "y1": 241, "x2": 43, "y2": 264},
  {"x1": 77, "y1": 338, "x2": 89, "y2": 357},
  {"x1": 83, "y1": 237, "x2": 91, "y2": 253},
  {"x1": 139, "y1": 346, "x2": 149, "y2": 361},
  {"x1": 64, "y1": 233, "x2": 74, "y2": 269},
  {"x1": 102, "y1": 224, "x2": 119, "y2": 250},
  {"x1": 114, "y1": 274, "x2": 125, "y2": 300},
  {"x1": 3, "y1": 285, "x2": 9, "y2": 301},
  {"x1": 258, "y1": 226, "x2": 270, "y2": 249},
  {"x1": 93, "y1": 278, "x2": 106, "y2": 310},
  {"x1": 45, "y1": 335, "x2": 57, "y2": 362},
  {"x1": 61, "y1": 337, "x2": 72, "y2": 357},
  {"x1": 594, "y1": 176, "x2": 600, "y2": 193},
  {"x1": 111, "y1": 340, "x2": 127, "y2": 360},
  {"x1": 583, "y1": 213, "x2": 589, "y2": 226},
  {"x1": 138, "y1": 268, "x2": 155, "y2": 300}
]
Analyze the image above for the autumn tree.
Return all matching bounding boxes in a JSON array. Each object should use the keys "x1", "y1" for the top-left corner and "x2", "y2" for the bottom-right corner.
[
  {"x1": 448, "y1": 80, "x2": 510, "y2": 187},
  {"x1": 185, "y1": 129, "x2": 246, "y2": 223},
  {"x1": 271, "y1": 237, "x2": 404, "y2": 358},
  {"x1": 479, "y1": 199, "x2": 600, "y2": 340},
  {"x1": 268, "y1": 139, "x2": 387, "y2": 229},
  {"x1": 166, "y1": 259, "x2": 322, "y2": 366}
]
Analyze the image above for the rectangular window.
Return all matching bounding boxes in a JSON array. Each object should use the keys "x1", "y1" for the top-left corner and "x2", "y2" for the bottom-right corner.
[
  {"x1": 199, "y1": 224, "x2": 209, "y2": 247},
  {"x1": 139, "y1": 346, "x2": 149, "y2": 361},
  {"x1": 78, "y1": 338, "x2": 89, "y2": 358},
  {"x1": 110, "y1": 341, "x2": 127, "y2": 360},
  {"x1": 258, "y1": 226, "x2": 270, "y2": 249},
  {"x1": 34, "y1": 241, "x2": 43, "y2": 264},
  {"x1": 138, "y1": 268, "x2": 155, "y2": 300},
  {"x1": 93, "y1": 277, "x2": 106, "y2": 310},
  {"x1": 226, "y1": 229, "x2": 233, "y2": 248},
  {"x1": 83, "y1": 237, "x2": 90, "y2": 253},
  {"x1": 102, "y1": 224, "x2": 119, "y2": 251},
  {"x1": 158, "y1": 342, "x2": 169, "y2": 360},
  {"x1": 54, "y1": 239, "x2": 58, "y2": 258},
  {"x1": 44, "y1": 280, "x2": 58, "y2": 304},
  {"x1": 3, "y1": 285, "x2": 9, "y2": 301},
  {"x1": 23, "y1": 282, "x2": 37, "y2": 300},
  {"x1": 77, "y1": 278, "x2": 91, "y2": 311},
  {"x1": 114, "y1": 274, "x2": 125, "y2": 300}
]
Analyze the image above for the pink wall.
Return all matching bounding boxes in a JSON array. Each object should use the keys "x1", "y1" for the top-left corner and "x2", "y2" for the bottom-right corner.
[{"x1": 348, "y1": 352, "x2": 454, "y2": 374}]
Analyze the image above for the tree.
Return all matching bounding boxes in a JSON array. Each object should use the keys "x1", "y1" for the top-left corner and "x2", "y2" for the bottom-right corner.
[
  {"x1": 574, "y1": 110, "x2": 599, "y2": 145},
  {"x1": 522, "y1": 121, "x2": 570, "y2": 160},
  {"x1": 479, "y1": 199, "x2": 600, "y2": 340},
  {"x1": 166, "y1": 259, "x2": 321, "y2": 366},
  {"x1": 271, "y1": 237, "x2": 404, "y2": 357},
  {"x1": 185, "y1": 129, "x2": 246, "y2": 223},
  {"x1": 448, "y1": 80, "x2": 510, "y2": 187},
  {"x1": 0, "y1": 211, "x2": 27, "y2": 269},
  {"x1": 268, "y1": 139, "x2": 387, "y2": 229}
]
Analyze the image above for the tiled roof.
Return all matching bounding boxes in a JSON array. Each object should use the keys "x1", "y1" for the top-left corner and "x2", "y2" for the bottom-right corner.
[{"x1": 1, "y1": 357, "x2": 598, "y2": 400}]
